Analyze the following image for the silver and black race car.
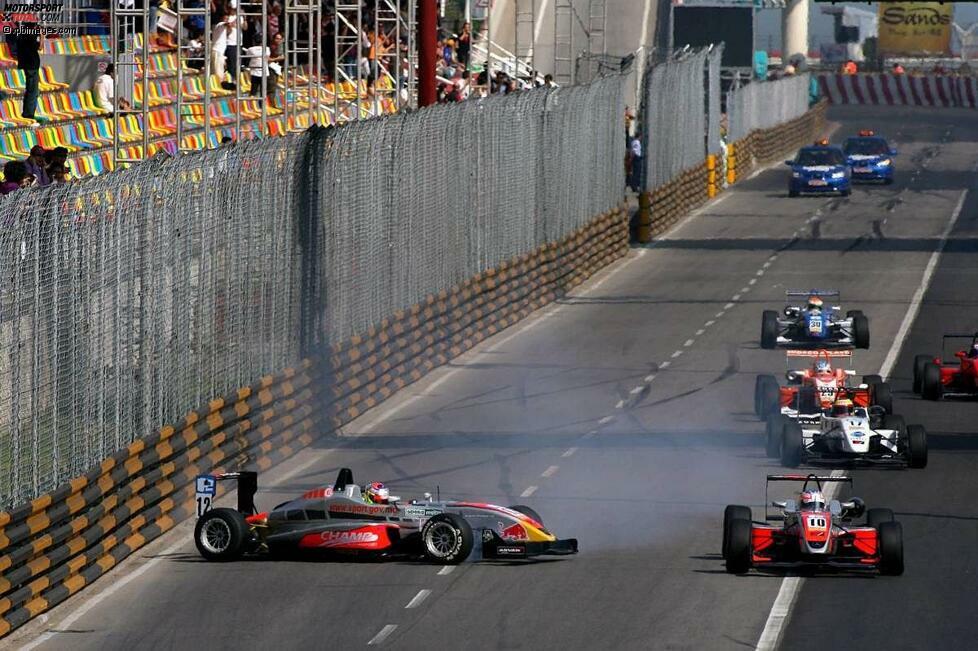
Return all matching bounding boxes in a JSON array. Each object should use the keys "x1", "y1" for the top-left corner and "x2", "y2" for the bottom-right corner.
[
  {"x1": 761, "y1": 290, "x2": 869, "y2": 350},
  {"x1": 193, "y1": 468, "x2": 578, "y2": 564}
]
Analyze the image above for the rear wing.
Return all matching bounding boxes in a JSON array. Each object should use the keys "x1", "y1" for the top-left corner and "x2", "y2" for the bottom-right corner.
[
  {"x1": 764, "y1": 474, "x2": 852, "y2": 521},
  {"x1": 785, "y1": 349, "x2": 854, "y2": 373},
  {"x1": 195, "y1": 471, "x2": 258, "y2": 517},
  {"x1": 785, "y1": 290, "x2": 840, "y2": 298}
]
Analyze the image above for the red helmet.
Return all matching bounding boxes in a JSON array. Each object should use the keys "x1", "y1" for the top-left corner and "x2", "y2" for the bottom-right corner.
[
  {"x1": 364, "y1": 482, "x2": 390, "y2": 504},
  {"x1": 800, "y1": 490, "x2": 826, "y2": 511}
]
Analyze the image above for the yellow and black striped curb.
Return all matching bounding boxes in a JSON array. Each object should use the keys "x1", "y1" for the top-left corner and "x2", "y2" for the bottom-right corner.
[{"x1": 0, "y1": 206, "x2": 630, "y2": 639}]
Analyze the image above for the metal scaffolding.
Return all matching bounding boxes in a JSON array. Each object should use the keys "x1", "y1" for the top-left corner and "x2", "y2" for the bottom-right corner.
[
  {"x1": 175, "y1": 0, "x2": 212, "y2": 153},
  {"x1": 587, "y1": 0, "x2": 606, "y2": 70},
  {"x1": 405, "y1": 0, "x2": 417, "y2": 109},
  {"x1": 283, "y1": 0, "x2": 322, "y2": 132},
  {"x1": 235, "y1": 0, "x2": 269, "y2": 141},
  {"x1": 514, "y1": 0, "x2": 535, "y2": 77},
  {"x1": 333, "y1": 1, "x2": 363, "y2": 122},
  {"x1": 109, "y1": 0, "x2": 151, "y2": 167},
  {"x1": 373, "y1": 0, "x2": 402, "y2": 115},
  {"x1": 553, "y1": 0, "x2": 574, "y2": 85}
]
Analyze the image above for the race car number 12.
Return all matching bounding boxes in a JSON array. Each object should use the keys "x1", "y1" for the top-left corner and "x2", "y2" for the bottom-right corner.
[{"x1": 195, "y1": 475, "x2": 217, "y2": 517}]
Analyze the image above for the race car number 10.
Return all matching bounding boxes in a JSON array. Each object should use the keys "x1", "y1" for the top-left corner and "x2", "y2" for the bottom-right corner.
[{"x1": 195, "y1": 475, "x2": 217, "y2": 517}]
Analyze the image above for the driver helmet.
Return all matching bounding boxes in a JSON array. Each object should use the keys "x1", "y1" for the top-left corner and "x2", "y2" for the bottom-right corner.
[
  {"x1": 800, "y1": 490, "x2": 826, "y2": 511},
  {"x1": 971, "y1": 343, "x2": 978, "y2": 358},
  {"x1": 807, "y1": 295, "x2": 823, "y2": 312},
  {"x1": 831, "y1": 397, "x2": 853, "y2": 417},
  {"x1": 814, "y1": 360, "x2": 832, "y2": 376},
  {"x1": 364, "y1": 481, "x2": 390, "y2": 504}
]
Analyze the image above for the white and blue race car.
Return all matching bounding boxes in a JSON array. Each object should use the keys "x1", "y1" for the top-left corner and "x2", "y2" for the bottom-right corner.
[{"x1": 761, "y1": 290, "x2": 869, "y2": 350}]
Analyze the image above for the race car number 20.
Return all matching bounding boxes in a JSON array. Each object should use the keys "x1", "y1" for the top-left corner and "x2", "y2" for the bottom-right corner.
[{"x1": 195, "y1": 475, "x2": 217, "y2": 517}]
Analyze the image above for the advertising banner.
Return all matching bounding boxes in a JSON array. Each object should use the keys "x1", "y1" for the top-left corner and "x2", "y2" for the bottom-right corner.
[{"x1": 878, "y1": 3, "x2": 952, "y2": 56}]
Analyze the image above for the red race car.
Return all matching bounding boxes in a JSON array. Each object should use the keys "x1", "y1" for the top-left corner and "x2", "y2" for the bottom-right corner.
[
  {"x1": 722, "y1": 474, "x2": 904, "y2": 575},
  {"x1": 914, "y1": 333, "x2": 978, "y2": 400},
  {"x1": 754, "y1": 349, "x2": 892, "y2": 419}
]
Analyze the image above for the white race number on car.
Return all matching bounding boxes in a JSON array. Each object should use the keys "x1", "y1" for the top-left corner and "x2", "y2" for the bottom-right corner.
[{"x1": 195, "y1": 475, "x2": 217, "y2": 517}]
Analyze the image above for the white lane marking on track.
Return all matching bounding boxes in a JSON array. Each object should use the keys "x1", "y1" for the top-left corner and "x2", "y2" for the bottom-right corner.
[
  {"x1": 748, "y1": 278, "x2": 758, "y2": 286},
  {"x1": 724, "y1": 302, "x2": 735, "y2": 309},
  {"x1": 659, "y1": 361, "x2": 671, "y2": 369},
  {"x1": 579, "y1": 248, "x2": 648, "y2": 295},
  {"x1": 704, "y1": 320, "x2": 715, "y2": 327},
  {"x1": 19, "y1": 535, "x2": 190, "y2": 651},
  {"x1": 630, "y1": 386, "x2": 644, "y2": 394},
  {"x1": 758, "y1": 188, "x2": 970, "y2": 651},
  {"x1": 615, "y1": 399, "x2": 625, "y2": 408},
  {"x1": 763, "y1": 261, "x2": 772, "y2": 269},
  {"x1": 732, "y1": 294, "x2": 741, "y2": 301},
  {"x1": 756, "y1": 268, "x2": 766, "y2": 275},
  {"x1": 520, "y1": 485, "x2": 538, "y2": 497},
  {"x1": 561, "y1": 447, "x2": 578, "y2": 458},
  {"x1": 684, "y1": 339, "x2": 694, "y2": 347},
  {"x1": 644, "y1": 374, "x2": 657, "y2": 382},
  {"x1": 756, "y1": 470, "x2": 846, "y2": 651},
  {"x1": 715, "y1": 311, "x2": 726, "y2": 318},
  {"x1": 437, "y1": 566, "x2": 456, "y2": 576},
  {"x1": 541, "y1": 465, "x2": 559, "y2": 478},
  {"x1": 598, "y1": 415, "x2": 614, "y2": 424},
  {"x1": 879, "y1": 189, "x2": 968, "y2": 380},
  {"x1": 274, "y1": 453, "x2": 325, "y2": 483},
  {"x1": 695, "y1": 329, "x2": 705, "y2": 336},
  {"x1": 405, "y1": 589, "x2": 432, "y2": 609},
  {"x1": 671, "y1": 350, "x2": 683, "y2": 358},
  {"x1": 368, "y1": 625, "x2": 398, "y2": 645}
]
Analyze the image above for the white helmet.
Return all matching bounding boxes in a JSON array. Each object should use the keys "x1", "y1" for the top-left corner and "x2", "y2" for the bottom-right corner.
[
  {"x1": 815, "y1": 360, "x2": 832, "y2": 374},
  {"x1": 800, "y1": 490, "x2": 826, "y2": 511}
]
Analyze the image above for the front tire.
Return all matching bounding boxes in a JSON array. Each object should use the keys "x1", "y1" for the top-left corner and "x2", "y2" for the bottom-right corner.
[
  {"x1": 866, "y1": 508, "x2": 894, "y2": 528},
  {"x1": 194, "y1": 508, "x2": 250, "y2": 562},
  {"x1": 421, "y1": 513, "x2": 474, "y2": 564},
  {"x1": 756, "y1": 374, "x2": 780, "y2": 417},
  {"x1": 781, "y1": 420, "x2": 804, "y2": 467},
  {"x1": 905, "y1": 424, "x2": 928, "y2": 469},
  {"x1": 862, "y1": 373, "x2": 882, "y2": 386},
  {"x1": 723, "y1": 505, "x2": 752, "y2": 559},
  {"x1": 852, "y1": 314, "x2": 870, "y2": 349},
  {"x1": 922, "y1": 363, "x2": 943, "y2": 401},
  {"x1": 761, "y1": 310, "x2": 779, "y2": 349},
  {"x1": 878, "y1": 521, "x2": 904, "y2": 576},
  {"x1": 913, "y1": 354, "x2": 933, "y2": 394},
  {"x1": 725, "y1": 519, "x2": 752, "y2": 574},
  {"x1": 766, "y1": 415, "x2": 785, "y2": 458},
  {"x1": 871, "y1": 382, "x2": 893, "y2": 414}
]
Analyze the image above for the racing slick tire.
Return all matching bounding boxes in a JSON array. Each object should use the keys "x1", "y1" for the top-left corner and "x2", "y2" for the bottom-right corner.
[
  {"x1": 847, "y1": 310, "x2": 865, "y2": 320},
  {"x1": 922, "y1": 363, "x2": 943, "y2": 401},
  {"x1": 794, "y1": 386, "x2": 819, "y2": 415},
  {"x1": 755, "y1": 374, "x2": 780, "y2": 417},
  {"x1": 780, "y1": 420, "x2": 804, "y2": 468},
  {"x1": 866, "y1": 508, "x2": 894, "y2": 529},
  {"x1": 862, "y1": 373, "x2": 882, "y2": 386},
  {"x1": 761, "y1": 311, "x2": 779, "y2": 349},
  {"x1": 765, "y1": 415, "x2": 785, "y2": 458},
  {"x1": 194, "y1": 508, "x2": 250, "y2": 562},
  {"x1": 883, "y1": 414, "x2": 906, "y2": 439},
  {"x1": 878, "y1": 521, "x2": 905, "y2": 576},
  {"x1": 723, "y1": 505, "x2": 752, "y2": 559},
  {"x1": 905, "y1": 424, "x2": 928, "y2": 469},
  {"x1": 852, "y1": 314, "x2": 870, "y2": 349},
  {"x1": 421, "y1": 513, "x2": 474, "y2": 564},
  {"x1": 913, "y1": 354, "x2": 933, "y2": 394},
  {"x1": 724, "y1": 519, "x2": 752, "y2": 574},
  {"x1": 508, "y1": 505, "x2": 544, "y2": 526},
  {"x1": 870, "y1": 382, "x2": 893, "y2": 414}
]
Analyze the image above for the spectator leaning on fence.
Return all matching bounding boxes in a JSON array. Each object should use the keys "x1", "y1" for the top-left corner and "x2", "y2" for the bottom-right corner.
[
  {"x1": 25, "y1": 145, "x2": 50, "y2": 187},
  {"x1": 1, "y1": 161, "x2": 29, "y2": 195}
]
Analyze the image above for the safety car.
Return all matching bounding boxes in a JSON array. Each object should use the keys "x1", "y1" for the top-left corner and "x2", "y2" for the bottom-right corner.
[
  {"x1": 843, "y1": 130, "x2": 897, "y2": 184},
  {"x1": 785, "y1": 140, "x2": 851, "y2": 197}
]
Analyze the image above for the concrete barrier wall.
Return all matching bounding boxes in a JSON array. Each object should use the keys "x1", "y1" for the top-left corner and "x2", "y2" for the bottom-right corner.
[{"x1": 0, "y1": 205, "x2": 629, "y2": 638}]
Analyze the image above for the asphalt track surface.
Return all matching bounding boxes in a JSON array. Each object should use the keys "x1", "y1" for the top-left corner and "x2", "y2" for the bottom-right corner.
[{"x1": 11, "y1": 106, "x2": 978, "y2": 650}]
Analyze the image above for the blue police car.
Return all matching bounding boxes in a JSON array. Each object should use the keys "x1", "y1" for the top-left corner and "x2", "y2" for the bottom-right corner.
[
  {"x1": 786, "y1": 140, "x2": 851, "y2": 198},
  {"x1": 843, "y1": 130, "x2": 897, "y2": 184}
]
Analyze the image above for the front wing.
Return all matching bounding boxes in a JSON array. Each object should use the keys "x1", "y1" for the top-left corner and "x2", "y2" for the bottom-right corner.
[{"x1": 481, "y1": 530, "x2": 579, "y2": 559}]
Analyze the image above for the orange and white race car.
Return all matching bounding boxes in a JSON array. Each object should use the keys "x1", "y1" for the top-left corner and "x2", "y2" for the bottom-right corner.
[{"x1": 754, "y1": 349, "x2": 892, "y2": 419}]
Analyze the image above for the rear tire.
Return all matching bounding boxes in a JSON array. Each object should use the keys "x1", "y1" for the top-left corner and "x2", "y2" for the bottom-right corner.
[
  {"x1": 194, "y1": 508, "x2": 250, "y2": 562},
  {"x1": 421, "y1": 513, "x2": 474, "y2": 564},
  {"x1": 878, "y1": 521, "x2": 904, "y2": 576},
  {"x1": 723, "y1": 505, "x2": 752, "y2": 559},
  {"x1": 913, "y1": 354, "x2": 933, "y2": 394},
  {"x1": 795, "y1": 386, "x2": 819, "y2": 415},
  {"x1": 922, "y1": 363, "x2": 943, "y2": 401},
  {"x1": 853, "y1": 314, "x2": 870, "y2": 349},
  {"x1": 756, "y1": 374, "x2": 780, "y2": 418},
  {"x1": 905, "y1": 424, "x2": 928, "y2": 469},
  {"x1": 724, "y1": 519, "x2": 752, "y2": 574},
  {"x1": 871, "y1": 382, "x2": 893, "y2": 414},
  {"x1": 781, "y1": 420, "x2": 804, "y2": 467},
  {"x1": 761, "y1": 311, "x2": 779, "y2": 349},
  {"x1": 766, "y1": 415, "x2": 785, "y2": 458},
  {"x1": 866, "y1": 508, "x2": 894, "y2": 529},
  {"x1": 847, "y1": 310, "x2": 865, "y2": 320}
]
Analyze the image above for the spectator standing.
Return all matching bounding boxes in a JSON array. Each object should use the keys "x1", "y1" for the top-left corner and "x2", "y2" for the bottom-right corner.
[
  {"x1": 13, "y1": 21, "x2": 43, "y2": 127},
  {"x1": 48, "y1": 164, "x2": 69, "y2": 184},
  {"x1": 267, "y1": 2, "x2": 281, "y2": 41},
  {"x1": 891, "y1": 63, "x2": 905, "y2": 75},
  {"x1": 24, "y1": 146, "x2": 50, "y2": 187},
  {"x1": 224, "y1": 4, "x2": 245, "y2": 81},
  {"x1": 93, "y1": 64, "x2": 131, "y2": 111},
  {"x1": 211, "y1": 13, "x2": 231, "y2": 81},
  {"x1": 457, "y1": 22, "x2": 471, "y2": 67},
  {"x1": 1, "y1": 161, "x2": 28, "y2": 195},
  {"x1": 544, "y1": 74, "x2": 555, "y2": 88},
  {"x1": 244, "y1": 42, "x2": 270, "y2": 97},
  {"x1": 627, "y1": 131, "x2": 643, "y2": 192}
]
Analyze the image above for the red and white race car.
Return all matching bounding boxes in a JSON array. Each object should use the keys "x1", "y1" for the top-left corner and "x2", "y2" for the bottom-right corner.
[
  {"x1": 754, "y1": 349, "x2": 892, "y2": 419},
  {"x1": 722, "y1": 474, "x2": 904, "y2": 575}
]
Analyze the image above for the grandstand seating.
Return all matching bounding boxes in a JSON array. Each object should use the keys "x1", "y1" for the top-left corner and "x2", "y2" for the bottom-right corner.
[{"x1": 1, "y1": 35, "x2": 396, "y2": 180}]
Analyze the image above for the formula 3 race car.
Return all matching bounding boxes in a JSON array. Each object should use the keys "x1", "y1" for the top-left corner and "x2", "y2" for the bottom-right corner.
[
  {"x1": 754, "y1": 349, "x2": 892, "y2": 419},
  {"x1": 913, "y1": 332, "x2": 978, "y2": 401},
  {"x1": 764, "y1": 390, "x2": 927, "y2": 468},
  {"x1": 193, "y1": 469, "x2": 578, "y2": 564},
  {"x1": 761, "y1": 290, "x2": 869, "y2": 350},
  {"x1": 722, "y1": 474, "x2": 904, "y2": 576}
]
